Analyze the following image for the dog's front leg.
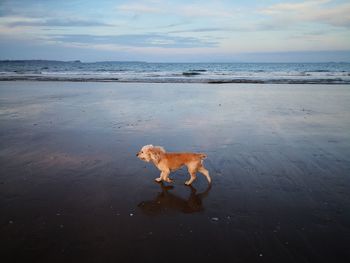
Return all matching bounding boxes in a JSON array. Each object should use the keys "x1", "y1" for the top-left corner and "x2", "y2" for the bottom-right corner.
[
  {"x1": 162, "y1": 170, "x2": 173, "y2": 183},
  {"x1": 155, "y1": 171, "x2": 166, "y2": 182},
  {"x1": 155, "y1": 173, "x2": 163, "y2": 182},
  {"x1": 155, "y1": 171, "x2": 170, "y2": 183}
]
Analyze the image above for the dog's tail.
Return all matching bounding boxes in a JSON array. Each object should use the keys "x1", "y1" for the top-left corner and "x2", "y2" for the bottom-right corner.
[{"x1": 198, "y1": 153, "x2": 207, "y2": 160}]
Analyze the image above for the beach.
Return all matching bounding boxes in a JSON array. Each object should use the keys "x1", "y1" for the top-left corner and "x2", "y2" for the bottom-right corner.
[{"x1": 1, "y1": 81, "x2": 350, "y2": 262}]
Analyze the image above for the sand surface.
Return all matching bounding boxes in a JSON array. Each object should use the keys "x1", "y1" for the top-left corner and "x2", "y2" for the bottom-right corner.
[{"x1": 1, "y1": 81, "x2": 350, "y2": 262}]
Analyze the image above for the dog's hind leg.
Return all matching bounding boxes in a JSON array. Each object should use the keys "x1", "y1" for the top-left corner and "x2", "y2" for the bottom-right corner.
[
  {"x1": 198, "y1": 165, "x2": 211, "y2": 184},
  {"x1": 185, "y1": 166, "x2": 197, "y2": 186}
]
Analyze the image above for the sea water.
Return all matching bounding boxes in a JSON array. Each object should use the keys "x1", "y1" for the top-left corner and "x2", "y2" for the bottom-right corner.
[{"x1": 1, "y1": 60, "x2": 350, "y2": 83}]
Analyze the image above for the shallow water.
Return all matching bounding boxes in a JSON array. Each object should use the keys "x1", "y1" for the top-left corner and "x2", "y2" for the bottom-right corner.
[
  {"x1": 1, "y1": 82, "x2": 350, "y2": 262},
  {"x1": 1, "y1": 61, "x2": 350, "y2": 83}
]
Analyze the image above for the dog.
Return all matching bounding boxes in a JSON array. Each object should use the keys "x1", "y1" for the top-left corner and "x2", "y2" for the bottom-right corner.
[{"x1": 136, "y1": 145, "x2": 211, "y2": 185}]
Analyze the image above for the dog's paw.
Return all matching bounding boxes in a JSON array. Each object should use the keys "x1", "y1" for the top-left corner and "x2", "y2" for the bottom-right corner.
[
  {"x1": 165, "y1": 178, "x2": 174, "y2": 183},
  {"x1": 155, "y1": 178, "x2": 162, "y2": 182},
  {"x1": 184, "y1": 181, "x2": 191, "y2": 186}
]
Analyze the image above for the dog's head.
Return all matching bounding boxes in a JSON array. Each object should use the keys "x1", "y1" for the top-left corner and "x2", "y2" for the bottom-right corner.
[{"x1": 136, "y1": 145, "x2": 165, "y2": 163}]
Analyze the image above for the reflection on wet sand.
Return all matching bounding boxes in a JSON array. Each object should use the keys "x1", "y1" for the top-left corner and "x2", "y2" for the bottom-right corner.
[
  {"x1": 1, "y1": 82, "x2": 350, "y2": 262},
  {"x1": 138, "y1": 183, "x2": 211, "y2": 215}
]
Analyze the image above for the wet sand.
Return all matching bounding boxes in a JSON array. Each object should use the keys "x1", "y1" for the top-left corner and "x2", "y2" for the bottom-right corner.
[{"x1": 1, "y1": 81, "x2": 350, "y2": 262}]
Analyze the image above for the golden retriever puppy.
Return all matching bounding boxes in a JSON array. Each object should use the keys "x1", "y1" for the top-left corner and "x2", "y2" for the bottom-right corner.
[{"x1": 136, "y1": 145, "x2": 211, "y2": 185}]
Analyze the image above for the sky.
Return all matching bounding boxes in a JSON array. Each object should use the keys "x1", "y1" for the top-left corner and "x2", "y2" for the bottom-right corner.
[{"x1": 0, "y1": 0, "x2": 350, "y2": 62}]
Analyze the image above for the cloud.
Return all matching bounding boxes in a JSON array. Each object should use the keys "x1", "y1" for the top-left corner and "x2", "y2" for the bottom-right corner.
[
  {"x1": 0, "y1": 0, "x2": 60, "y2": 18},
  {"x1": 179, "y1": 5, "x2": 234, "y2": 18},
  {"x1": 261, "y1": 0, "x2": 331, "y2": 14},
  {"x1": 115, "y1": 2, "x2": 233, "y2": 18},
  {"x1": 116, "y1": 3, "x2": 162, "y2": 14},
  {"x1": 261, "y1": 0, "x2": 350, "y2": 28},
  {"x1": 179, "y1": 4, "x2": 232, "y2": 18},
  {"x1": 168, "y1": 27, "x2": 225, "y2": 34},
  {"x1": 49, "y1": 33, "x2": 218, "y2": 48},
  {"x1": 167, "y1": 23, "x2": 293, "y2": 34},
  {"x1": 5, "y1": 18, "x2": 113, "y2": 27}
]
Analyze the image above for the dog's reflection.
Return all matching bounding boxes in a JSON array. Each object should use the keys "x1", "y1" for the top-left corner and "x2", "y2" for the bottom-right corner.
[{"x1": 138, "y1": 183, "x2": 211, "y2": 215}]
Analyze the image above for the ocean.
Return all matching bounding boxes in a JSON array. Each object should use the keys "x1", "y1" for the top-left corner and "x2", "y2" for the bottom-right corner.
[{"x1": 1, "y1": 60, "x2": 350, "y2": 84}]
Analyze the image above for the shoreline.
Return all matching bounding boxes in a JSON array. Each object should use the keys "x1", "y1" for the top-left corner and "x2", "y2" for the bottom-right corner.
[{"x1": 0, "y1": 77, "x2": 349, "y2": 84}]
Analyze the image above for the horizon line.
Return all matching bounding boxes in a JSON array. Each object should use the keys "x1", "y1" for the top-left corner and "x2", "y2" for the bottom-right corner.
[{"x1": 1, "y1": 59, "x2": 350, "y2": 64}]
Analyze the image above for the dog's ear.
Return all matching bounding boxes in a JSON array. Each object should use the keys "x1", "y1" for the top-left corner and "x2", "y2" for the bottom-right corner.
[
  {"x1": 156, "y1": 146, "x2": 165, "y2": 153},
  {"x1": 149, "y1": 147, "x2": 164, "y2": 163}
]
